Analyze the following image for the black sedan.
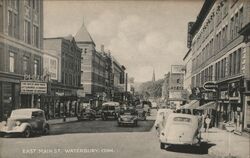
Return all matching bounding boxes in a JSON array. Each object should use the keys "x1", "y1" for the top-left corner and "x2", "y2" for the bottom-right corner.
[
  {"x1": 77, "y1": 108, "x2": 96, "y2": 121},
  {"x1": 117, "y1": 110, "x2": 138, "y2": 127}
]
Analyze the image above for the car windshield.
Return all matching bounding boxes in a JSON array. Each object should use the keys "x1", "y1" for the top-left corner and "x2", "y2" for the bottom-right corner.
[
  {"x1": 10, "y1": 110, "x2": 32, "y2": 118},
  {"x1": 173, "y1": 117, "x2": 191, "y2": 123},
  {"x1": 109, "y1": 106, "x2": 115, "y2": 110}
]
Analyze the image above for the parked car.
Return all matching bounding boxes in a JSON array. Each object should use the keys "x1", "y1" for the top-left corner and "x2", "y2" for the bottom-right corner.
[
  {"x1": 101, "y1": 102, "x2": 120, "y2": 120},
  {"x1": 159, "y1": 113, "x2": 202, "y2": 149},
  {"x1": 135, "y1": 105, "x2": 146, "y2": 120},
  {"x1": 0, "y1": 108, "x2": 50, "y2": 138},
  {"x1": 155, "y1": 109, "x2": 173, "y2": 136},
  {"x1": 117, "y1": 110, "x2": 138, "y2": 127},
  {"x1": 77, "y1": 108, "x2": 96, "y2": 121}
]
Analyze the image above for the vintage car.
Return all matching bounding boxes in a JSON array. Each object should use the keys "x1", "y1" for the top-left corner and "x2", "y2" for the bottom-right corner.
[
  {"x1": 101, "y1": 102, "x2": 120, "y2": 120},
  {"x1": 0, "y1": 108, "x2": 50, "y2": 138},
  {"x1": 159, "y1": 113, "x2": 202, "y2": 149},
  {"x1": 77, "y1": 108, "x2": 96, "y2": 121},
  {"x1": 117, "y1": 110, "x2": 138, "y2": 127},
  {"x1": 135, "y1": 105, "x2": 146, "y2": 120},
  {"x1": 155, "y1": 109, "x2": 173, "y2": 136}
]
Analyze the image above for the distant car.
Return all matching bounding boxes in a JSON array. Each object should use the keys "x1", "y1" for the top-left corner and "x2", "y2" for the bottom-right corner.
[
  {"x1": 101, "y1": 102, "x2": 120, "y2": 120},
  {"x1": 77, "y1": 108, "x2": 96, "y2": 121},
  {"x1": 135, "y1": 105, "x2": 146, "y2": 120},
  {"x1": 159, "y1": 113, "x2": 202, "y2": 149},
  {"x1": 118, "y1": 110, "x2": 138, "y2": 127},
  {"x1": 0, "y1": 108, "x2": 50, "y2": 138},
  {"x1": 151, "y1": 102, "x2": 158, "y2": 109}
]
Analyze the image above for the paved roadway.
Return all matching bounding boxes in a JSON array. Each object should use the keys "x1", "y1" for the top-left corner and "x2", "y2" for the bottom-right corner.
[{"x1": 0, "y1": 109, "x2": 212, "y2": 158}]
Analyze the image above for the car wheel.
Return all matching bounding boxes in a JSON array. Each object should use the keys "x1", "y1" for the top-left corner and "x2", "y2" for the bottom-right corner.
[
  {"x1": 43, "y1": 125, "x2": 50, "y2": 135},
  {"x1": 23, "y1": 127, "x2": 31, "y2": 138},
  {"x1": 160, "y1": 143, "x2": 165, "y2": 149}
]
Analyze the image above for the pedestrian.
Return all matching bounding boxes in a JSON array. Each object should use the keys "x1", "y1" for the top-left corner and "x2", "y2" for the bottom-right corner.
[{"x1": 204, "y1": 114, "x2": 211, "y2": 132}]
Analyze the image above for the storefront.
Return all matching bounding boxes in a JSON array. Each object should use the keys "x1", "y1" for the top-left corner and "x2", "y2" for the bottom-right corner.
[
  {"x1": 0, "y1": 81, "x2": 20, "y2": 121},
  {"x1": 217, "y1": 78, "x2": 245, "y2": 133}
]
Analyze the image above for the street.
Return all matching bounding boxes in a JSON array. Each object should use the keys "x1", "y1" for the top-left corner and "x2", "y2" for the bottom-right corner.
[{"x1": 0, "y1": 110, "x2": 213, "y2": 158}]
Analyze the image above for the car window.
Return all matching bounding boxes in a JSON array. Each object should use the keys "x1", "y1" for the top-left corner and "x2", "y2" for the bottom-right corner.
[
  {"x1": 109, "y1": 106, "x2": 115, "y2": 110},
  {"x1": 32, "y1": 111, "x2": 44, "y2": 118},
  {"x1": 173, "y1": 117, "x2": 191, "y2": 123},
  {"x1": 102, "y1": 106, "x2": 108, "y2": 110}
]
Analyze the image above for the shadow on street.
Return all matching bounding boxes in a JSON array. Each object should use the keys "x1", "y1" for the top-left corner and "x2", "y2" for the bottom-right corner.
[
  {"x1": 49, "y1": 120, "x2": 155, "y2": 135},
  {"x1": 164, "y1": 142, "x2": 216, "y2": 155}
]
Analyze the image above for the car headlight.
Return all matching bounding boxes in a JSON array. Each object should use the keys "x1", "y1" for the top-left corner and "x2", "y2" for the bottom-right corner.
[
  {"x1": 2, "y1": 121, "x2": 6, "y2": 126},
  {"x1": 16, "y1": 121, "x2": 21, "y2": 126}
]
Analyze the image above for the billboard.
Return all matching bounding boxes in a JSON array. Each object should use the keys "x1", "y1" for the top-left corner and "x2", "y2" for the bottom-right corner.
[
  {"x1": 20, "y1": 81, "x2": 47, "y2": 94},
  {"x1": 43, "y1": 54, "x2": 58, "y2": 80}
]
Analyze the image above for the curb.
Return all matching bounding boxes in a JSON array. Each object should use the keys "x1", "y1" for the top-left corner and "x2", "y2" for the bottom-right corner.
[{"x1": 48, "y1": 117, "x2": 78, "y2": 124}]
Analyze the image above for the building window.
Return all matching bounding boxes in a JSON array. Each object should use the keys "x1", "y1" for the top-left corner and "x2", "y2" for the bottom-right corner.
[
  {"x1": 24, "y1": 20, "x2": 31, "y2": 44},
  {"x1": 9, "y1": 52, "x2": 15, "y2": 72},
  {"x1": 33, "y1": 25, "x2": 39, "y2": 47},
  {"x1": 34, "y1": 59, "x2": 38, "y2": 76},
  {"x1": 32, "y1": 0, "x2": 37, "y2": 10},
  {"x1": 8, "y1": 10, "x2": 12, "y2": 36},
  {"x1": 25, "y1": 0, "x2": 31, "y2": 7},
  {"x1": 23, "y1": 56, "x2": 29, "y2": 74},
  {"x1": 236, "y1": 49, "x2": 241, "y2": 74}
]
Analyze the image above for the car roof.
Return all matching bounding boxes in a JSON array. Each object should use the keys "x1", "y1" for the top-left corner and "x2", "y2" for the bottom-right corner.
[
  {"x1": 102, "y1": 102, "x2": 120, "y2": 106},
  {"x1": 168, "y1": 113, "x2": 197, "y2": 119},
  {"x1": 12, "y1": 108, "x2": 44, "y2": 112}
]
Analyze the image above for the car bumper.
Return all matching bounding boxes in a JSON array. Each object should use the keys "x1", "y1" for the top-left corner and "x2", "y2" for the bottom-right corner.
[
  {"x1": 0, "y1": 126, "x2": 25, "y2": 134},
  {"x1": 160, "y1": 139, "x2": 198, "y2": 146}
]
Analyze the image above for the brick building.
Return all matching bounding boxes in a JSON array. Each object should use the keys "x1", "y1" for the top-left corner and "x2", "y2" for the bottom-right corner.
[
  {"x1": 0, "y1": 0, "x2": 43, "y2": 120},
  {"x1": 75, "y1": 20, "x2": 127, "y2": 104},
  {"x1": 187, "y1": 0, "x2": 250, "y2": 133},
  {"x1": 162, "y1": 65, "x2": 187, "y2": 109},
  {"x1": 43, "y1": 35, "x2": 82, "y2": 118}
]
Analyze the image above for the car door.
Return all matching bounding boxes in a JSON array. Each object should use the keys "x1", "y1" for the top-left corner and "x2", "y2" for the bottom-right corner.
[{"x1": 31, "y1": 111, "x2": 44, "y2": 130}]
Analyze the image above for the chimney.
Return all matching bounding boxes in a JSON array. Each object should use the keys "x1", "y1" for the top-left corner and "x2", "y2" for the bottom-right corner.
[{"x1": 101, "y1": 44, "x2": 104, "y2": 53}]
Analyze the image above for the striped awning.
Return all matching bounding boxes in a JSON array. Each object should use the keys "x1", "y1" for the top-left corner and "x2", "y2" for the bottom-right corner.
[{"x1": 196, "y1": 101, "x2": 216, "y2": 110}]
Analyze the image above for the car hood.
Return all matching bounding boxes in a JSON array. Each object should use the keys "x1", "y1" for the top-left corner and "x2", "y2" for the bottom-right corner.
[{"x1": 120, "y1": 115, "x2": 136, "y2": 119}]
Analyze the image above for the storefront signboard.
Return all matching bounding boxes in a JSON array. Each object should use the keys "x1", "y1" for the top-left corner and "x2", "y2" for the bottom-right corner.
[
  {"x1": 203, "y1": 81, "x2": 217, "y2": 92},
  {"x1": 20, "y1": 81, "x2": 47, "y2": 94}
]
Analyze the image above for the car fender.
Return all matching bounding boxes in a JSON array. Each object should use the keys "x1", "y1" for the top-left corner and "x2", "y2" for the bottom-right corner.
[{"x1": 18, "y1": 123, "x2": 32, "y2": 132}]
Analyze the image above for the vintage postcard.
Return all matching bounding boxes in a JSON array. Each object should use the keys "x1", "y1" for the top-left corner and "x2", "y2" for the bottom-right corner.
[{"x1": 0, "y1": 0, "x2": 249, "y2": 158}]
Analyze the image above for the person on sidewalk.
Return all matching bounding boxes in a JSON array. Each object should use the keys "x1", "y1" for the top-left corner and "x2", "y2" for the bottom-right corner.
[{"x1": 204, "y1": 114, "x2": 211, "y2": 132}]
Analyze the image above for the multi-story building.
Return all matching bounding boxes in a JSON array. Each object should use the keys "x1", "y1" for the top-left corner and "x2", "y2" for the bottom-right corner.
[
  {"x1": 112, "y1": 57, "x2": 126, "y2": 102},
  {"x1": 0, "y1": 0, "x2": 43, "y2": 120},
  {"x1": 188, "y1": 0, "x2": 250, "y2": 132},
  {"x1": 162, "y1": 65, "x2": 187, "y2": 109},
  {"x1": 75, "y1": 21, "x2": 127, "y2": 105},
  {"x1": 43, "y1": 35, "x2": 82, "y2": 118},
  {"x1": 75, "y1": 21, "x2": 106, "y2": 101}
]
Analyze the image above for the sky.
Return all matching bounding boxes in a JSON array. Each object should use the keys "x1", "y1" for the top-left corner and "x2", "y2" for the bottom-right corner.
[{"x1": 44, "y1": 0, "x2": 203, "y2": 83}]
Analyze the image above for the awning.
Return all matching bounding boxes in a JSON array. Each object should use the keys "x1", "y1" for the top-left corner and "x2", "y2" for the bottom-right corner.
[
  {"x1": 180, "y1": 100, "x2": 200, "y2": 109},
  {"x1": 196, "y1": 101, "x2": 216, "y2": 110}
]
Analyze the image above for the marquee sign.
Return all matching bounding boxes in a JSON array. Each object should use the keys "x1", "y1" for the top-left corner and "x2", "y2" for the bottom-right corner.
[{"x1": 20, "y1": 81, "x2": 47, "y2": 94}]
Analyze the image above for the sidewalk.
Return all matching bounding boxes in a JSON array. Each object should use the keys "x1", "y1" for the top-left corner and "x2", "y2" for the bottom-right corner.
[
  {"x1": 201, "y1": 128, "x2": 250, "y2": 158},
  {"x1": 47, "y1": 117, "x2": 78, "y2": 124}
]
